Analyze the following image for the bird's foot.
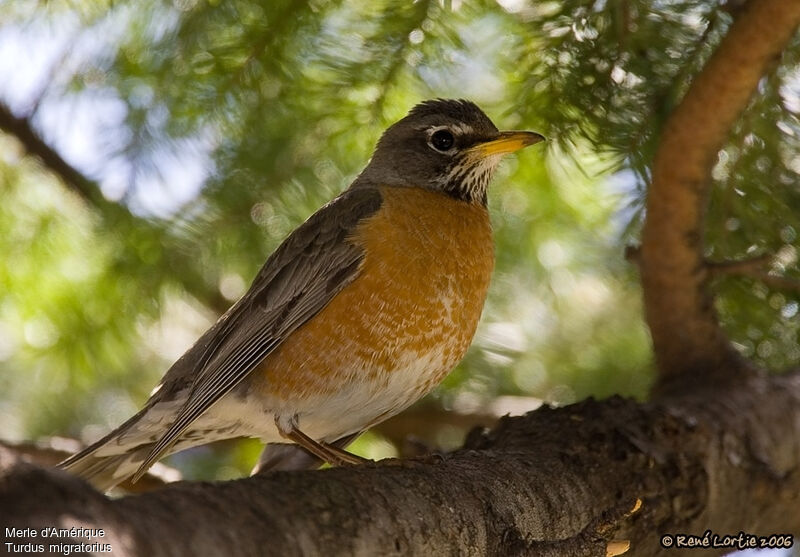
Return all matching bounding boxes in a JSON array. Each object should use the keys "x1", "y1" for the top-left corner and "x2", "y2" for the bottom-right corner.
[
  {"x1": 278, "y1": 422, "x2": 370, "y2": 467},
  {"x1": 323, "y1": 443, "x2": 371, "y2": 466}
]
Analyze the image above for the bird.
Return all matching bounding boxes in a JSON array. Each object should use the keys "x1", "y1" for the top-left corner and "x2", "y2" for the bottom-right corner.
[{"x1": 59, "y1": 98, "x2": 544, "y2": 490}]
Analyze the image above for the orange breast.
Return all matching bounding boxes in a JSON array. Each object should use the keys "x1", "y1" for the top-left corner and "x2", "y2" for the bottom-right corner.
[{"x1": 249, "y1": 186, "x2": 494, "y2": 423}]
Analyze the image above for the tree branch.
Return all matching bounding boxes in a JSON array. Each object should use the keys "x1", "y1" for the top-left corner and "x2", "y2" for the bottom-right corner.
[
  {"x1": 0, "y1": 101, "x2": 231, "y2": 315},
  {"x1": 639, "y1": 0, "x2": 800, "y2": 378},
  {"x1": 706, "y1": 253, "x2": 800, "y2": 294},
  {"x1": 722, "y1": 269, "x2": 800, "y2": 295},
  {"x1": 0, "y1": 102, "x2": 102, "y2": 206},
  {"x1": 3, "y1": 370, "x2": 800, "y2": 556},
  {"x1": 707, "y1": 253, "x2": 774, "y2": 275}
]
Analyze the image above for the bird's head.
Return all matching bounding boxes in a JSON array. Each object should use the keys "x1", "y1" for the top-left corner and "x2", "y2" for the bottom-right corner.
[{"x1": 356, "y1": 99, "x2": 544, "y2": 205}]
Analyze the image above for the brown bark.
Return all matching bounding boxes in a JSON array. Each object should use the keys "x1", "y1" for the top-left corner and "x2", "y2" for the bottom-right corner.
[
  {"x1": 3, "y1": 371, "x2": 800, "y2": 556},
  {"x1": 640, "y1": 0, "x2": 800, "y2": 379}
]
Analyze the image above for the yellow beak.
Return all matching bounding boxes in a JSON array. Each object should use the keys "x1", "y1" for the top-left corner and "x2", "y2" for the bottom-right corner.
[{"x1": 471, "y1": 131, "x2": 545, "y2": 157}]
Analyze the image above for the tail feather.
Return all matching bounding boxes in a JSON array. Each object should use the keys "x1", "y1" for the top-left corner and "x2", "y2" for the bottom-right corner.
[
  {"x1": 58, "y1": 403, "x2": 163, "y2": 492},
  {"x1": 60, "y1": 447, "x2": 154, "y2": 492}
]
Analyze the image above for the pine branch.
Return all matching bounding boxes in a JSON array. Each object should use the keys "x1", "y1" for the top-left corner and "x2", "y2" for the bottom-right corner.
[
  {"x1": 0, "y1": 102, "x2": 102, "y2": 206},
  {"x1": 707, "y1": 253, "x2": 774, "y2": 275},
  {"x1": 0, "y1": 100, "x2": 231, "y2": 315}
]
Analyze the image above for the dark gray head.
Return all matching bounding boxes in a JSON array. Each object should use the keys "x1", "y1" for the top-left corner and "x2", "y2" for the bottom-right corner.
[{"x1": 353, "y1": 99, "x2": 543, "y2": 205}]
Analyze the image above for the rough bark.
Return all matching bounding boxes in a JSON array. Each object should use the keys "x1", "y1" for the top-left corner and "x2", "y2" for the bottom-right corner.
[
  {"x1": 640, "y1": 0, "x2": 800, "y2": 378},
  {"x1": 3, "y1": 371, "x2": 800, "y2": 556}
]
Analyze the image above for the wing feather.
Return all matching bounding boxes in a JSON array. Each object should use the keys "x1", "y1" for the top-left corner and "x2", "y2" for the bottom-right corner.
[{"x1": 131, "y1": 187, "x2": 382, "y2": 480}]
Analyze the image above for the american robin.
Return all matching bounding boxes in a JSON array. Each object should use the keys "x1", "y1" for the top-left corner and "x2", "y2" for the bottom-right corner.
[{"x1": 60, "y1": 99, "x2": 543, "y2": 490}]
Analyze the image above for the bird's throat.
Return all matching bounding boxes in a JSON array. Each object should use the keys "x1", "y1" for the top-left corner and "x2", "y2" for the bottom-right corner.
[{"x1": 439, "y1": 154, "x2": 501, "y2": 205}]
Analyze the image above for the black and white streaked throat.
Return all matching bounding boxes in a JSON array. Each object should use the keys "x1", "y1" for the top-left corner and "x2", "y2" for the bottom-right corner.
[{"x1": 436, "y1": 130, "x2": 544, "y2": 205}]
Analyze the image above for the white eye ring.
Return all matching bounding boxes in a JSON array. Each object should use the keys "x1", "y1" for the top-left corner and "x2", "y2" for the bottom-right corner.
[{"x1": 427, "y1": 127, "x2": 457, "y2": 153}]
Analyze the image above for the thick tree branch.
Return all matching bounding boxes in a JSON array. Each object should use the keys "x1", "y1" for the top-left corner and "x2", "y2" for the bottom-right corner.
[
  {"x1": 640, "y1": 0, "x2": 800, "y2": 378},
  {"x1": 3, "y1": 370, "x2": 800, "y2": 556}
]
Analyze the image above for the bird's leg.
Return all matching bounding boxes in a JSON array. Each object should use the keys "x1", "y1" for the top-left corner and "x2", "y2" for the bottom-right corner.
[
  {"x1": 290, "y1": 428, "x2": 369, "y2": 466},
  {"x1": 275, "y1": 416, "x2": 368, "y2": 466},
  {"x1": 321, "y1": 442, "x2": 370, "y2": 465}
]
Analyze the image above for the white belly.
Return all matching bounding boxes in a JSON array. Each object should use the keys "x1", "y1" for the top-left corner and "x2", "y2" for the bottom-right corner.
[{"x1": 206, "y1": 344, "x2": 453, "y2": 444}]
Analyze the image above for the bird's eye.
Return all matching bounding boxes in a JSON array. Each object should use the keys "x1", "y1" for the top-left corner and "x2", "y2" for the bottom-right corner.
[{"x1": 429, "y1": 129, "x2": 455, "y2": 152}]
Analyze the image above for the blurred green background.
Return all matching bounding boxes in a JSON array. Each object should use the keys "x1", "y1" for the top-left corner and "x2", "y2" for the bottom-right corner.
[{"x1": 0, "y1": 0, "x2": 798, "y2": 483}]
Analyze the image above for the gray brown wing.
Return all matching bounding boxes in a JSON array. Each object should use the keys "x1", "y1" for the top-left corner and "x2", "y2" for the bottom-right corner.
[{"x1": 131, "y1": 187, "x2": 382, "y2": 480}]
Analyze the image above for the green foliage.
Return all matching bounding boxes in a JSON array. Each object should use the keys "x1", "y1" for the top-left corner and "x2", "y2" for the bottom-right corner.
[{"x1": 1, "y1": 0, "x2": 797, "y2": 479}]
